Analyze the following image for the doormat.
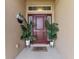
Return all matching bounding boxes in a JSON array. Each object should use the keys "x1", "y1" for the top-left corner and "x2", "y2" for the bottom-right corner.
[{"x1": 32, "y1": 47, "x2": 47, "y2": 52}]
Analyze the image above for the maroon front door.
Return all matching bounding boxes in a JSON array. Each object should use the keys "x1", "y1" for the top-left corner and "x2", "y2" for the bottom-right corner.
[{"x1": 28, "y1": 14, "x2": 50, "y2": 44}]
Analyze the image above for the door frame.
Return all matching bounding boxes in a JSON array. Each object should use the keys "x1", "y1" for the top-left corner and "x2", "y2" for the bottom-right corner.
[{"x1": 28, "y1": 14, "x2": 52, "y2": 44}]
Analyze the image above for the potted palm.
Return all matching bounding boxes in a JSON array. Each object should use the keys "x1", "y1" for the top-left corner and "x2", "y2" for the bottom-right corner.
[
  {"x1": 20, "y1": 23, "x2": 32, "y2": 46},
  {"x1": 45, "y1": 20, "x2": 59, "y2": 47},
  {"x1": 16, "y1": 13, "x2": 35, "y2": 46}
]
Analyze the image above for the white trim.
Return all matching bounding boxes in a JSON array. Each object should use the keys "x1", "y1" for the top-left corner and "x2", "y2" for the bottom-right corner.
[{"x1": 27, "y1": 5, "x2": 53, "y2": 13}]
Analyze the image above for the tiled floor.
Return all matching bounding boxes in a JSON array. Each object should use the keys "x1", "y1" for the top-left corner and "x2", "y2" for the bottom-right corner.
[{"x1": 16, "y1": 46, "x2": 63, "y2": 59}]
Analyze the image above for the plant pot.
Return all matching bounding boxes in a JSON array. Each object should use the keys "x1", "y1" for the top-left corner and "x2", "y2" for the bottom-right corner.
[
  {"x1": 50, "y1": 41, "x2": 54, "y2": 46},
  {"x1": 25, "y1": 40, "x2": 30, "y2": 46}
]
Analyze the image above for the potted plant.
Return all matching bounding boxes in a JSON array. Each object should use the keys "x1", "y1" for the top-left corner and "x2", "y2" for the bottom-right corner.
[
  {"x1": 16, "y1": 13, "x2": 35, "y2": 46},
  {"x1": 45, "y1": 20, "x2": 59, "y2": 47},
  {"x1": 20, "y1": 24, "x2": 31, "y2": 46}
]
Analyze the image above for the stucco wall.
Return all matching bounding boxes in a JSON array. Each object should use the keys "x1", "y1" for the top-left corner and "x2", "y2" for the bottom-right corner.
[
  {"x1": 5, "y1": 0, "x2": 26, "y2": 59},
  {"x1": 26, "y1": 0, "x2": 53, "y2": 5},
  {"x1": 55, "y1": 0, "x2": 74, "y2": 59}
]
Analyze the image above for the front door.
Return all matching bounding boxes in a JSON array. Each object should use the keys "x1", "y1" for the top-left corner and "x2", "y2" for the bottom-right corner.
[{"x1": 28, "y1": 14, "x2": 51, "y2": 44}]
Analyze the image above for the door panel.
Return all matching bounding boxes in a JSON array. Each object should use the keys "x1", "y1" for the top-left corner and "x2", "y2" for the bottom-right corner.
[{"x1": 36, "y1": 17, "x2": 43, "y2": 29}]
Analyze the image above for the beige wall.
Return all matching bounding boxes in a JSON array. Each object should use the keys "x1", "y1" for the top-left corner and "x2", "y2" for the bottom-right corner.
[
  {"x1": 26, "y1": 0, "x2": 53, "y2": 5},
  {"x1": 5, "y1": 0, "x2": 26, "y2": 59},
  {"x1": 55, "y1": 0, "x2": 74, "y2": 59}
]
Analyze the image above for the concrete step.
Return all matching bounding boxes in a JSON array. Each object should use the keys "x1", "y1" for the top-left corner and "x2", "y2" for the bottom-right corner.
[{"x1": 30, "y1": 44, "x2": 49, "y2": 47}]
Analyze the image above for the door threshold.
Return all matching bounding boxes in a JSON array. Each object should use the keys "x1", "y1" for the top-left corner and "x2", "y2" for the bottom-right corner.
[{"x1": 30, "y1": 44, "x2": 49, "y2": 47}]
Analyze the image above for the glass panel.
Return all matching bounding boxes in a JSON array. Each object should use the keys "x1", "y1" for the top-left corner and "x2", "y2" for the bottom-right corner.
[
  {"x1": 36, "y1": 17, "x2": 43, "y2": 29},
  {"x1": 47, "y1": 16, "x2": 52, "y2": 24},
  {"x1": 29, "y1": 16, "x2": 32, "y2": 23},
  {"x1": 33, "y1": 17, "x2": 36, "y2": 30},
  {"x1": 29, "y1": 7, "x2": 37, "y2": 10},
  {"x1": 43, "y1": 6, "x2": 51, "y2": 10},
  {"x1": 28, "y1": 6, "x2": 51, "y2": 11}
]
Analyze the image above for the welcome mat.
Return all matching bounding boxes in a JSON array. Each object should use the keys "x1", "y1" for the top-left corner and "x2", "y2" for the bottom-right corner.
[{"x1": 32, "y1": 47, "x2": 48, "y2": 52}]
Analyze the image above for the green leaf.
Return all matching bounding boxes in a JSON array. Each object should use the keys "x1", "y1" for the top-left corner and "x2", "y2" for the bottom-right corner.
[{"x1": 45, "y1": 20, "x2": 59, "y2": 42}]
